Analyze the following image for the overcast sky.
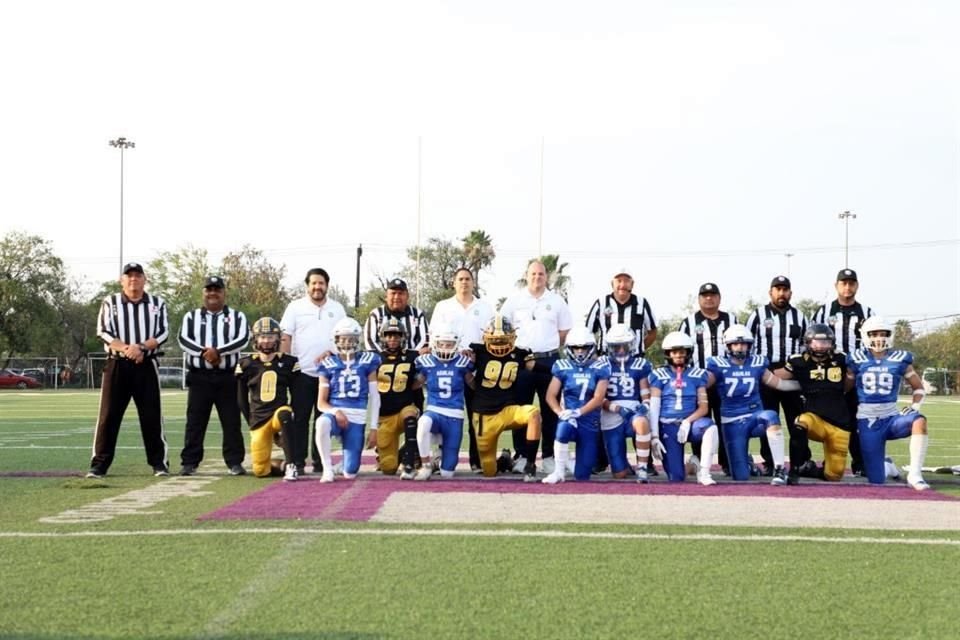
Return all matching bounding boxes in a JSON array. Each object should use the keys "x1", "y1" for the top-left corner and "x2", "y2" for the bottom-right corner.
[{"x1": 2, "y1": 1, "x2": 957, "y2": 331}]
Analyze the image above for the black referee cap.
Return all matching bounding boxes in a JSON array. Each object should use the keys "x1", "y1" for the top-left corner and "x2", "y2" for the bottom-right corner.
[
  {"x1": 770, "y1": 275, "x2": 791, "y2": 288},
  {"x1": 698, "y1": 282, "x2": 720, "y2": 295},
  {"x1": 387, "y1": 278, "x2": 408, "y2": 291},
  {"x1": 203, "y1": 276, "x2": 225, "y2": 289},
  {"x1": 122, "y1": 262, "x2": 144, "y2": 275},
  {"x1": 836, "y1": 268, "x2": 858, "y2": 282}
]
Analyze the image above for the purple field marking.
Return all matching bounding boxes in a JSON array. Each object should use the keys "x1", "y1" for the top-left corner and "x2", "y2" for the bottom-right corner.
[
  {"x1": 0, "y1": 471, "x2": 81, "y2": 478},
  {"x1": 200, "y1": 475, "x2": 957, "y2": 522}
]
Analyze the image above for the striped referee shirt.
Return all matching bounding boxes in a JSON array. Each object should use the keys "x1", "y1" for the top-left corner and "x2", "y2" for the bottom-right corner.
[
  {"x1": 97, "y1": 292, "x2": 169, "y2": 357},
  {"x1": 678, "y1": 311, "x2": 736, "y2": 369},
  {"x1": 585, "y1": 293, "x2": 657, "y2": 356},
  {"x1": 812, "y1": 301, "x2": 874, "y2": 354},
  {"x1": 364, "y1": 305, "x2": 430, "y2": 352},
  {"x1": 178, "y1": 306, "x2": 249, "y2": 371},
  {"x1": 744, "y1": 304, "x2": 809, "y2": 366}
]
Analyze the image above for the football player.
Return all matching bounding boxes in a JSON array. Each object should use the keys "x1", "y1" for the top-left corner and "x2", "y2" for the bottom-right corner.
[
  {"x1": 542, "y1": 327, "x2": 611, "y2": 483},
  {"x1": 773, "y1": 324, "x2": 853, "y2": 482},
  {"x1": 706, "y1": 325, "x2": 798, "y2": 485},
  {"x1": 648, "y1": 332, "x2": 719, "y2": 485},
  {"x1": 414, "y1": 324, "x2": 474, "y2": 480},
  {"x1": 315, "y1": 318, "x2": 381, "y2": 482},
  {"x1": 236, "y1": 317, "x2": 300, "y2": 480},
  {"x1": 846, "y1": 316, "x2": 930, "y2": 490},
  {"x1": 373, "y1": 317, "x2": 422, "y2": 479},
  {"x1": 598, "y1": 324, "x2": 654, "y2": 482},
  {"x1": 468, "y1": 314, "x2": 542, "y2": 481}
]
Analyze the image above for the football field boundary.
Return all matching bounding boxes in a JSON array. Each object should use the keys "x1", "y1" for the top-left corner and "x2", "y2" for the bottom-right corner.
[{"x1": 2, "y1": 526, "x2": 959, "y2": 546}]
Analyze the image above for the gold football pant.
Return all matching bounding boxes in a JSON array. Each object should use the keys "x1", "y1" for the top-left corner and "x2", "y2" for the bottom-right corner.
[
  {"x1": 795, "y1": 412, "x2": 850, "y2": 481},
  {"x1": 376, "y1": 404, "x2": 420, "y2": 474},
  {"x1": 250, "y1": 406, "x2": 292, "y2": 477},
  {"x1": 473, "y1": 404, "x2": 540, "y2": 477}
]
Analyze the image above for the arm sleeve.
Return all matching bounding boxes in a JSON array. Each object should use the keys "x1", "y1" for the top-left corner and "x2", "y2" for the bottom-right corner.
[
  {"x1": 648, "y1": 395, "x2": 661, "y2": 438},
  {"x1": 367, "y1": 387, "x2": 381, "y2": 430}
]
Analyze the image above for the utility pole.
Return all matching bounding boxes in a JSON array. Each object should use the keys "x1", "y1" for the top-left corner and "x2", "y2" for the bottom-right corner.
[
  {"x1": 108, "y1": 137, "x2": 135, "y2": 273},
  {"x1": 838, "y1": 210, "x2": 857, "y2": 267}
]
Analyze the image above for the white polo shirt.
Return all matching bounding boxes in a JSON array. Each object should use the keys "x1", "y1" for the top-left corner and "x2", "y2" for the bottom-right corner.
[
  {"x1": 500, "y1": 289, "x2": 573, "y2": 352},
  {"x1": 431, "y1": 296, "x2": 496, "y2": 350},
  {"x1": 279, "y1": 297, "x2": 346, "y2": 377}
]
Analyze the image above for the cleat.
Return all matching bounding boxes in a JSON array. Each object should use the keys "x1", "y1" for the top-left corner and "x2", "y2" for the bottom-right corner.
[
  {"x1": 414, "y1": 466, "x2": 432, "y2": 481},
  {"x1": 522, "y1": 463, "x2": 538, "y2": 483},
  {"x1": 295, "y1": 465, "x2": 306, "y2": 476},
  {"x1": 884, "y1": 456, "x2": 901, "y2": 480},
  {"x1": 687, "y1": 454, "x2": 701, "y2": 476},
  {"x1": 907, "y1": 474, "x2": 930, "y2": 491},
  {"x1": 85, "y1": 470, "x2": 104, "y2": 479},
  {"x1": 153, "y1": 466, "x2": 170, "y2": 477},
  {"x1": 697, "y1": 470, "x2": 716, "y2": 486},
  {"x1": 636, "y1": 467, "x2": 649, "y2": 484},
  {"x1": 495, "y1": 449, "x2": 512, "y2": 473},
  {"x1": 179, "y1": 465, "x2": 197, "y2": 476},
  {"x1": 311, "y1": 462, "x2": 325, "y2": 474},
  {"x1": 761, "y1": 463, "x2": 774, "y2": 477},
  {"x1": 511, "y1": 456, "x2": 528, "y2": 474},
  {"x1": 646, "y1": 460, "x2": 659, "y2": 477},
  {"x1": 283, "y1": 464, "x2": 298, "y2": 482},
  {"x1": 320, "y1": 469, "x2": 335, "y2": 483},
  {"x1": 541, "y1": 471, "x2": 564, "y2": 485},
  {"x1": 771, "y1": 466, "x2": 788, "y2": 486},
  {"x1": 332, "y1": 462, "x2": 344, "y2": 475},
  {"x1": 796, "y1": 460, "x2": 819, "y2": 478},
  {"x1": 228, "y1": 464, "x2": 246, "y2": 476},
  {"x1": 400, "y1": 466, "x2": 415, "y2": 480},
  {"x1": 786, "y1": 470, "x2": 800, "y2": 485},
  {"x1": 342, "y1": 471, "x2": 356, "y2": 480},
  {"x1": 541, "y1": 457, "x2": 556, "y2": 475},
  {"x1": 591, "y1": 463, "x2": 608, "y2": 475}
]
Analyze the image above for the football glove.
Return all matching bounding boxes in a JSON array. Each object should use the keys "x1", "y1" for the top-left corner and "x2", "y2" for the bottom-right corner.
[
  {"x1": 558, "y1": 409, "x2": 581, "y2": 421},
  {"x1": 651, "y1": 437, "x2": 665, "y2": 461},
  {"x1": 677, "y1": 419, "x2": 691, "y2": 444}
]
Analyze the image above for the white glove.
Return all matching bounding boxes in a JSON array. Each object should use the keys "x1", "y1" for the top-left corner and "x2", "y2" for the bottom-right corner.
[
  {"x1": 677, "y1": 419, "x2": 691, "y2": 444},
  {"x1": 558, "y1": 409, "x2": 581, "y2": 421},
  {"x1": 651, "y1": 436, "x2": 666, "y2": 461},
  {"x1": 900, "y1": 403, "x2": 922, "y2": 415}
]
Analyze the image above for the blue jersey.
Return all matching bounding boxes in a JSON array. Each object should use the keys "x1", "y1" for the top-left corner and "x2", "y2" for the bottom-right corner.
[
  {"x1": 552, "y1": 357, "x2": 611, "y2": 427},
  {"x1": 602, "y1": 356, "x2": 652, "y2": 429},
  {"x1": 415, "y1": 353, "x2": 474, "y2": 418},
  {"x1": 706, "y1": 355, "x2": 769, "y2": 419},
  {"x1": 848, "y1": 349, "x2": 914, "y2": 418},
  {"x1": 649, "y1": 366, "x2": 708, "y2": 421},
  {"x1": 317, "y1": 352, "x2": 381, "y2": 410}
]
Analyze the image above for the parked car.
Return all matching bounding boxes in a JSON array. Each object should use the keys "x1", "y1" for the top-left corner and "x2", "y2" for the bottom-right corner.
[
  {"x1": 19, "y1": 368, "x2": 45, "y2": 383},
  {"x1": 157, "y1": 366, "x2": 185, "y2": 386},
  {"x1": 0, "y1": 369, "x2": 43, "y2": 389}
]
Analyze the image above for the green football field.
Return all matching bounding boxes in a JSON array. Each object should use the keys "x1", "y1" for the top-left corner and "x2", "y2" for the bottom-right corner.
[{"x1": 1, "y1": 390, "x2": 958, "y2": 639}]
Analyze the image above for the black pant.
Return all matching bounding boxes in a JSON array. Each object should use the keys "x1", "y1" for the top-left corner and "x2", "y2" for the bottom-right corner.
[
  {"x1": 845, "y1": 389, "x2": 863, "y2": 471},
  {"x1": 90, "y1": 358, "x2": 167, "y2": 474},
  {"x1": 513, "y1": 355, "x2": 558, "y2": 460},
  {"x1": 290, "y1": 374, "x2": 321, "y2": 468},
  {"x1": 465, "y1": 385, "x2": 480, "y2": 467},
  {"x1": 759, "y1": 382, "x2": 805, "y2": 468},
  {"x1": 180, "y1": 369, "x2": 245, "y2": 468}
]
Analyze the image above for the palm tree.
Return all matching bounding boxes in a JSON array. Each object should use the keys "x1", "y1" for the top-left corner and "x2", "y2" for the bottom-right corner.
[
  {"x1": 461, "y1": 229, "x2": 496, "y2": 293},
  {"x1": 515, "y1": 254, "x2": 571, "y2": 300}
]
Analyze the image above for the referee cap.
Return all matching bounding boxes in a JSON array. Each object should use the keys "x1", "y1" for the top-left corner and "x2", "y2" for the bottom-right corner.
[
  {"x1": 122, "y1": 262, "x2": 144, "y2": 275},
  {"x1": 612, "y1": 267, "x2": 632, "y2": 279},
  {"x1": 698, "y1": 282, "x2": 720, "y2": 295},
  {"x1": 387, "y1": 278, "x2": 408, "y2": 291},
  {"x1": 203, "y1": 275, "x2": 225, "y2": 289},
  {"x1": 836, "y1": 268, "x2": 858, "y2": 282},
  {"x1": 770, "y1": 275, "x2": 791, "y2": 288}
]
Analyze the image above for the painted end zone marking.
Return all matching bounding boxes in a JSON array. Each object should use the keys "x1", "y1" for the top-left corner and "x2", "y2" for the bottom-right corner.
[{"x1": 199, "y1": 477, "x2": 958, "y2": 525}]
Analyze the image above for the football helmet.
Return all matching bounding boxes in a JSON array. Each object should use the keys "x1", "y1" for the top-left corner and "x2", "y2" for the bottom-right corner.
[
  {"x1": 565, "y1": 326, "x2": 597, "y2": 365},
  {"x1": 860, "y1": 316, "x2": 894, "y2": 352},
  {"x1": 430, "y1": 323, "x2": 460, "y2": 362},
  {"x1": 605, "y1": 324, "x2": 635, "y2": 363},
  {"x1": 483, "y1": 314, "x2": 517, "y2": 357},
  {"x1": 332, "y1": 317, "x2": 363, "y2": 359},
  {"x1": 723, "y1": 325, "x2": 754, "y2": 361},
  {"x1": 662, "y1": 331, "x2": 694, "y2": 367},
  {"x1": 378, "y1": 316, "x2": 407, "y2": 354},
  {"x1": 804, "y1": 323, "x2": 836, "y2": 359},
  {"x1": 251, "y1": 317, "x2": 282, "y2": 354}
]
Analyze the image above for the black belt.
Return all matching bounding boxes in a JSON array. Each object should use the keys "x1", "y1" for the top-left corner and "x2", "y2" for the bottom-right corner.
[
  {"x1": 530, "y1": 349, "x2": 559, "y2": 359},
  {"x1": 190, "y1": 367, "x2": 231, "y2": 374}
]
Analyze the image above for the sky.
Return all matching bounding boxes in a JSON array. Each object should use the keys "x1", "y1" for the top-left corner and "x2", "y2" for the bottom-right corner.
[{"x1": 2, "y1": 1, "x2": 958, "y2": 332}]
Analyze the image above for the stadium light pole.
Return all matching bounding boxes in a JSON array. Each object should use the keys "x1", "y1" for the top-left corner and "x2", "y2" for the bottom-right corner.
[
  {"x1": 838, "y1": 210, "x2": 857, "y2": 268},
  {"x1": 109, "y1": 137, "x2": 135, "y2": 274},
  {"x1": 785, "y1": 252, "x2": 794, "y2": 277}
]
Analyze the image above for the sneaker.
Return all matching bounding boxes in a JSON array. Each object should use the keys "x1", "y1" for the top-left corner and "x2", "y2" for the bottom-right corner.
[
  {"x1": 786, "y1": 470, "x2": 800, "y2": 485},
  {"x1": 85, "y1": 470, "x2": 104, "y2": 479},
  {"x1": 228, "y1": 464, "x2": 246, "y2": 476},
  {"x1": 636, "y1": 467, "x2": 649, "y2": 484},
  {"x1": 511, "y1": 456, "x2": 528, "y2": 474},
  {"x1": 697, "y1": 470, "x2": 716, "y2": 486},
  {"x1": 771, "y1": 466, "x2": 788, "y2": 486},
  {"x1": 541, "y1": 471, "x2": 564, "y2": 484},
  {"x1": 400, "y1": 466, "x2": 415, "y2": 480},
  {"x1": 415, "y1": 466, "x2": 432, "y2": 481},
  {"x1": 907, "y1": 474, "x2": 930, "y2": 491},
  {"x1": 283, "y1": 463, "x2": 298, "y2": 482},
  {"x1": 470, "y1": 462, "x2": 483, "y2": 474},
  {"x1": 320, "y1": 469, "x2": 335, "y2": 483},
  {"x1": 295, "y1": 464, "x2": 306, "y2": 476},
  {"x1": 541, "y1": 457, "x2": 556, "y2": 475},
  {"x1": 179, "y1": 465, "x2": 197, "y2": 476},
  {"x1": 153, "y1": 466, "x2": 170, "y2": 477},
  {"x1": 522, "y1": 463, "x2": 538, "y2": 483},
  {"x1": 591, "y1": 463, "x2": 608, "y2": 475}
]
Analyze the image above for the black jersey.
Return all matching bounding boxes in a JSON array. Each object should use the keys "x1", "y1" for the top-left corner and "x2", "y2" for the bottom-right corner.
[
  {"x1": 469, "y1": 343, "x2": 531, "y2": 414},
  {"x1": 235, "y1": 353, "x2": 301, "y2": 430},
  {"x1": 377, "y1": 349, "x2": 420, "y2": 416},
  {"x1": 784, "y1": 352, "x2": 850, "y2": 430}
]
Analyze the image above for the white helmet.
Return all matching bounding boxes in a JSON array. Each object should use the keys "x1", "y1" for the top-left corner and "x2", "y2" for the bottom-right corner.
[
  {"x1": 605, "y1": 324, "x2": 636, "y2": 362},
  {"x1": 430, "y1": 323, "x2": 460, "y2": 362},
  {"x1": 861, "y1": 316, "x2": 894, "y2": 352},
  {"x1": 565, "y1": 326, "x2": 597, "y2": 365},
  {"x1": 662, "y1": 331, "x2": 695, "y2": 367},
  {"x1": 332, "y1": 318, "x2": 362, "y2": 359},
  {"x1": 723, "y1": 325, "x2": 754, "y2": 361}
]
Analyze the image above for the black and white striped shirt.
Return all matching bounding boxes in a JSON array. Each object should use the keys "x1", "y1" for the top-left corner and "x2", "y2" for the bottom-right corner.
[
  {"x1": 97, "y1": 292, "x2": 169, "y2": 357},
  {"x1": 744, "y1": 304, "x2": 809, "y2": 366},
  {"x1": 585, "y1": 293, "x2": 657, "y2": 355},
  {"x1": 678, "y1": 311, "x2": 736, "y2": 369},
  {"x1": 363, "y1": 305, "x2": 430, "y2": 353},
  {"x1": 178, "y1": 306, "x2": 249, "y2": 371},
  {"x1": 812, "y1": 301, "x2": 874, "y2": 355}
]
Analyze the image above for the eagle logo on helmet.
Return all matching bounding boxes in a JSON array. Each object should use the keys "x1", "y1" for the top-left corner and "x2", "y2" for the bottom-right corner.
[
  {"x1": 483, "y1": 313, "x2": 516, "y2": 357},
  {"x1": 252, "y1": 317, "x2": 282, "y2": 355},
  {"x1": 378, "y1": 317, "x2": 407, "y2": 355}
]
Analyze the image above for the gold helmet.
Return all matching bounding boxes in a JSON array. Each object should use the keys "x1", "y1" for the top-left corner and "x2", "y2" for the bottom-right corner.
[
  {"x1": 252, "y1": 317, "x2": 282, "y2": 354},
  {"x1": 483, "y1": 313, "x2": 517, "y2": 357}
]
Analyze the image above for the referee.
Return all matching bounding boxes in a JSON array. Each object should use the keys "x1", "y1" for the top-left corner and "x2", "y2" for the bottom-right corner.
[
  {"x1": 812, "y1": 268, "x2": 874, "y2": 475},
  {"x1": 363, "y1": 278, "x2": 430, "y2": 353},
  {"x1": 745, "y1": 275, "x2": 810, "y2": 475},
  {"x1": 177, "y1": 276, "x2": 250, "y2": 476},
  {"x1": 678, "y1": 282, "x2": 735, "y2": 474},
  {"x1": 87, "y1": 262, "x2": 170, "y2": 478},
  {"x1": 585, "y1": 267, "x2": 657, "y2": 356}
]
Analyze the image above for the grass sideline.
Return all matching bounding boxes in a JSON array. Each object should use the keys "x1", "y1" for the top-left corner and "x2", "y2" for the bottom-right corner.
[{"x1": 0, "y1": 390, "x2": 958, "y2": 639}]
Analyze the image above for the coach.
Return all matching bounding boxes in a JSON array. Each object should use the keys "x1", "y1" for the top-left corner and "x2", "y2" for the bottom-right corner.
[
  {"x1": 177, "y1": 276, "x2": 250, "y2": 476},
  {"x1": 87, "y1": 262, "x2": 170, "y2": 478}
]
